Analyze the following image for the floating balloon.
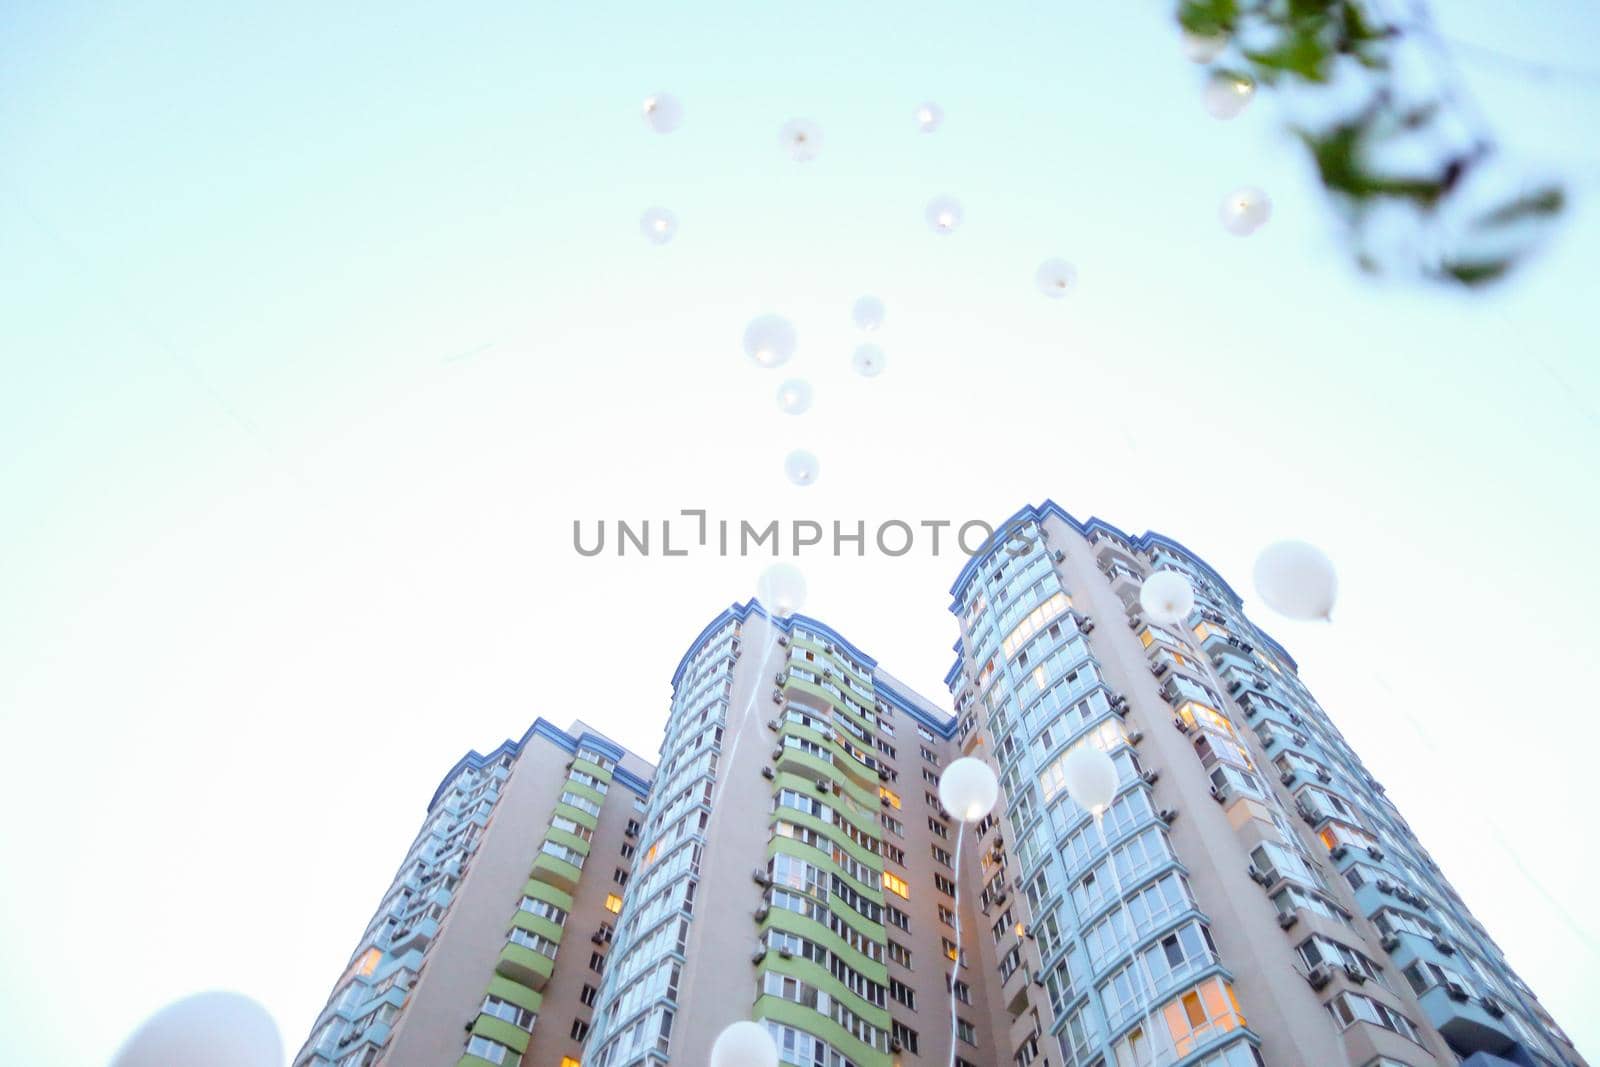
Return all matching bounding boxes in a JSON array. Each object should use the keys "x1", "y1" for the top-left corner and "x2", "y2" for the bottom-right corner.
[
  {"x1": 757, "y1": 563, "x2": 807, "y2": 618},
  {"x1": 1062, "y1": 744, "x2": 1119, "y2": 815},
  {"x1": 1253, "y1": 540, "x2": 1338, "y2": 621},
  {"x1": 1219, "y1": 186, "x2": 1272, "y2": 236},
  {"x1": 784, "y1": 449, "x2": 819, "y2": 486},
  {"x1": 938, "y1": 757, "x2": 999, "y2": 822},
  {"x1": 642, "y1": 92, "x2": 683, "y2": 134},
  {"x1": 925, "y1": 195, "x2": 964, "y2": 234},
  {"x1": 776, "y1": 379, "x2": 813, "y2": 415},
  {"x1": 1035, "y1": 258, "x2": 1078, "y2": 298},
  {"x1": 1180, "y1": 30, "x2": 1229, "y2": 63},
  {"x1": 1140, "y1": 570, "x2": 1195, "y2": 625},
  {"x1": 1203, "y1": 71, "x2": 1255, "y2": 119},
  {"x1": 111, "y1": 991, "x2": 282, "y2": 1067},
  {"x1": 639, "y1": 206, "x2": 677, "y2": 245},
  {"x1": 780, "y1": 118, "x2": 823, "y2": 162},
  {"x1": 711, "y1": 1021, "x2": 780, "y2": 1067},
  {"x1": 915, "y1": 101, "x2": 944, "y2": 133},
  {"x1": 851, "y1": 344, "x2": 885, "y2": 377},
  {"x1": 852, "y1": 295, "x2": 885, "y2": 332},
  {"x1": 743, "y1": 315, "x2": 797, "y2": 368}
]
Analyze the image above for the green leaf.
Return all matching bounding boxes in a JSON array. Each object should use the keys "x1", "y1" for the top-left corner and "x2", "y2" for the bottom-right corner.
[
  {"x1": 1178, "y1": 0, "x2": 1239, "y2": 35},
  {"x1": 1245, "y1": 28, "x2": 1334, "y2": 82},
  {"x1": 1438, "y1": 259, "x2": 1514, "y2": 286},
  {"x1": 1475, "y1": 187, "x2": 1565, "y2": 228}
]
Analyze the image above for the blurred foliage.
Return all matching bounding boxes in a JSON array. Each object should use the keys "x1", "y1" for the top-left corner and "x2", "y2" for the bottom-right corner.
[{"x1": 1178, "y1": 0, "x2": 1564, "y2": 286}]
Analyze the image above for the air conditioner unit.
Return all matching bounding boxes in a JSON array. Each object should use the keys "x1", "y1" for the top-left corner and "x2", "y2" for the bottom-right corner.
[
  {"x1": 591, "y1": 932, "x2": 605, "y2": 944},
  {"x1": 1158, "y1": 808, "x2": 1177, "y2": 824},
  {"x1": 889, "y1": 1039, "x2": 904, "y2": 1054},
  {"x1": 778, "y1": 946, "x2": 793, "y2": 959},
  {"x1": 767, "y1": 718, "x2": 781, "y2": 731},
  {"x1": 777, "y1": 635, "x2": 789, "y2": 646},
  {"x1": 1342, "y1": 963, "x2": 1366, "y2": 985},
  {"x1": 761, "y1": 767, "x2": 776, "y2": 780},
  {"x1": 1481, "y1": 996, "x2": 1505, "y2": 1018},
  {"x1": 1150, "y1": 663, "x2": 1167, "y2": 677},
  {"x1": 1254, "y1": 680, "x2": 1268, "y2": 691},
  {"x1": 1433, "y1": 937, "x2": 1456, "y2": 955},
  {"x1": 752, "y1": 868, "x2": 772, "y2": 886},
  {"x1": 1052, "y1": 549, "x2": 1065, "y2": 562},
  {"x1": 1445, "y1": 981, "x2": 1470, "y2": 1002},
  {"x1": 1127, "y1": 617, "x2": 1141, "y2": 631},
  {"x1": 1306, "y1": 964, "x2": 1331, "y2": 990},
  {"x1": 1079, "y1": 618, "x2": 1096, "y2": 634},
  {"x1": 1141, "y1": 769, "x2": 1159, "y2": 785},
  {"x1": 1316, "y1": 768, "x2": 1332, "y2": 783},
  {"x1": 775, "y1": 672, "x2": 788, "y2": 685},
  {"x1": 1330, "y1": 845, "x2": 1348, "y2": 860},
  {"x1": 1277, "y1": 912, "x2": 1298, "y2": 930},
  {"x1": 815, "y1": 778, "x2": 831, "y2": 792},
  {"x1": 771, "y1": 690, "x2": 783, "y2": 704},
  {"x1": 1367, "y1": 845, "x2": 1385, "y2": 861},
  {"x1": 1127, "y1": 730, "x2": 1144, "y2": 745},
  {"x1": 1380, "y1": 933, "x2": 1400, "y2": 952},
  {"x1": 879, "y1": 796, "x2": 890, "y2": 807},
  {"x1": 750, "y1": 946, "x2": 768, "y2": 964},
  {"x1": 877, "y1": 768, "x2": 889, "y2": 780},
  {"x1": 1172, "y1": 718, "x2": 1191, "y2": 734},
  {"x1": 1280, "y1": 770, "x2": 1297, "y2": 786},
  {"x1": 1209, "y1": 785, "x2": 1226, "y2": 804},
  {"x1": 771, "y1": 747, "x2": 783, "y2": 760},
  {"x1": 754, "y1": 904, "x2": 770, "y2": 920}
]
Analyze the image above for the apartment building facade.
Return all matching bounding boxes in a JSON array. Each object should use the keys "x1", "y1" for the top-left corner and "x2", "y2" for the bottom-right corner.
[
  {"x1": 944, "y1": 501, "x2": 1585, "y2": 1067},
  {"x1": 290, "y1": 718, "x2": 654, "y2": 1067},
  {"x1": 295, "y1": 501, "x2": 1586, "y2": 1067}
]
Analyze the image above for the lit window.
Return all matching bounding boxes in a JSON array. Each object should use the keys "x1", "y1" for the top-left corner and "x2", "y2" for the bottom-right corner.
[
  {"x1": 884, "y1": 872, "x2": 910, "y2": 898},
  {"x1": 879, "y1": 787, "x2": 901, "y2": 809},
  {"x1": 604, "y1": 893, "x2": 623, "y2": 914},
  {"x1": 561, "y1": 1059, "x2": 581, "y2": 1067}
]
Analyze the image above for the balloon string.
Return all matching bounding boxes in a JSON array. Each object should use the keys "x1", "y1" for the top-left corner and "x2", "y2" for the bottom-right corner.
[
  {"x1": 947, "y1": 821, "x2": 964, "y2": 1067},
  {"x1": 1095, "y1": 811, "x2": 1170, "y2": 1067}
]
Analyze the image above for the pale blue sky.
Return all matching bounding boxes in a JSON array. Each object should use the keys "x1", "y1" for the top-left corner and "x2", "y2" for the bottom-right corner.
[{"x1": 2, "y1": 2, "x2": 1598, "y2": 1064}]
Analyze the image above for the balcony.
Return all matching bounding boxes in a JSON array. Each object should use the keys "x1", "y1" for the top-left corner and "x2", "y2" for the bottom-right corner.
[
  {"x1": 495, "y1": 941, "x2": 554, "y2": 989},
  {"x1": 1416, "y1": 984, "x2": 1521, "y2": 1059}
]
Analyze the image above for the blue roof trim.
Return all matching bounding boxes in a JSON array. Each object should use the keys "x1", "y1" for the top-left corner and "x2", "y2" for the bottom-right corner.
[
  {"x1": 427, "y1": 717, "x2": 651, "y2": 813},
  {"x1": 945, "y1": 500, "x2": 1298, "y2": 671}
]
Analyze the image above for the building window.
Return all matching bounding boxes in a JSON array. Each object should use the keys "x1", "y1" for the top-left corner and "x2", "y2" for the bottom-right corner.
[
  {"x1": 887, "y1": 940, "x2": 912, "y2": 968},
  {"x1": 465, "y1": 1036, "x2": 512, "y2": 1065},
  {"x1": 880, "y1": 787, "x2": 902, "y2": 809},
  {"x1": 580, "y1": 984, "x2": 598, "y2": 1007},
  {"x1": 604, "y1": 893, "x2": 624, "y2": 914},
  {"x1": 884, "y1": 872, "x2": 910, "y2": 898},
  {"x1": 570, "y1": 1019, "x2": 590, "y2": 1041},
  {"x1": 479, "y1": 995, "x2": 535, "y2": 1031},
  {"x1": 892, "y1": 1022, "x2": 920, "y2": 1054},
  {"x1": 956, "y1": 1018, "x2": 977, "y2": 1045},
  {"x1": 890, "y1": 977, "x2": 916, "y2": 1008},
  {"x1": 613, "y1": 867, "x2": 629, "y2": 885},
  {"x1": 589, "y1": 951, "x2": 606, "y2": 973}
]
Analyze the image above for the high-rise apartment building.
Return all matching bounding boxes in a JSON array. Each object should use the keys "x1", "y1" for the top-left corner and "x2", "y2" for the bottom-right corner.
[
  {"x1": 295, "y1": 501, "x2": 1585, "y2": 1067},
  {"x1": 291, "y1": 719, "x2": 654, "y2": 1067}
]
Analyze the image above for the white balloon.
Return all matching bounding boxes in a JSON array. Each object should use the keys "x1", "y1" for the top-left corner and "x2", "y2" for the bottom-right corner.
[
  {"x1": 757, "y1": 563, "x2": 807, "y2": 618},
  {"x1": 852, "y1": 295, "x2": 885, "y2": 332},
  {"x1": 784, "y1": 449, "x2": 819, "y2": 486},
  {"x1": 915, "y1": 101, "x2": 944, "y2": 133},
  {"x1": 938, "y1": 757, "x2": 999, "y2": 823},
  {"x1": 1203, "y1": 71, "x2": 1255, "y2": 119},
  {"x1": 1062, "y1": 744, "x2": 1119, "y2": 815},
  {"x1": 925, "y1": 195, "x2": 964, "y2": 234},
  {"x1": 1181, "y1": 30, "x2": 1229, "y2": 63},
  {"x1": 112, "y1": 991, "x2": 282, "y2": 1067},
  {"x1": 776, "y1": 379, "x2": 813, "y2": 415},
  {"x1": 1219, "y1": 186, "x2": 1272, "y2": 236},
  {"x1": 1035, "y1": 258, "x2": 1078, "y2": 298},
  {"x1": 743, "y1": 314, "x2": 797, "y2": 368},
  {"x1": 1253, "y1": 540, "x2": 1338, "y2": 621},
  {"x1": 710, "y1": 1020, "x2": 780, "y2": 1067},
  {"x1": 851, "y1": 344, "x2": 886, "y2": 377},
  {"x1": 641, "y1": 92, "x2": 683, "y2": 134},
  {"x1": 1140, "y1": 570, "x2": 1195, "y2": 625},
  {"x1": 780, "y1": 118, "x2": 823, "y2": 162},
  {"x1": 639, "y1": 206, "x2": 677, "y2": 244}
]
